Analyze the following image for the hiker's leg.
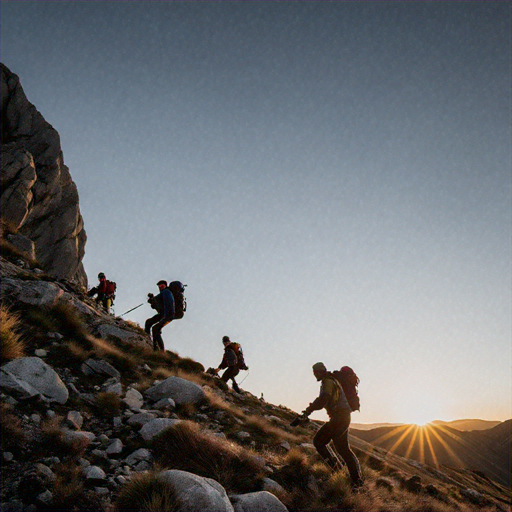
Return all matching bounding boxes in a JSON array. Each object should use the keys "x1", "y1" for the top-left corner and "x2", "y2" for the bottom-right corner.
[
  {"x1": 145, "y1": 314, "x2": 162, "y2": 334},
  {"x1": 231, "y1": 367, "x2": 241, "y2": 392},
  {"x1": 332, "y1": 413, "x2": 362, "y2": 484},
  {"x1": 151, "y1": 319, "x2": 170, "y2": 351},
  {"x1": 221, "y1": 367, "x2": 237, "y2": 388},
  {"x1": 314, "y1": 422, "x2": 340, "y2": 469}
]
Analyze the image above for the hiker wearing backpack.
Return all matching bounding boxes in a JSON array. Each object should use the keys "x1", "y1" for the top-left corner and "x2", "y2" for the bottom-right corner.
[
  {"x1": 215, "y1": 336, "x2": 247, "y2": 393},
  {"x1": 88, "y1": 272, "x2": 116, "y2": 312},
  {"x1": 145, "y1": 280, "x2": 174, "y2": 351},
  {"x1": 300, "y1": 362, "x2": 363, "y2": 488}
]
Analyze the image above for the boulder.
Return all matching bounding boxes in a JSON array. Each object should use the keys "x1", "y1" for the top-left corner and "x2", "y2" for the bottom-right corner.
[
  {"x1": 81, "y1": 359, "x2": 120, "y2": 379},
  {"x1": 106, "y1": 439, "x2": 123, "y2": 456},
  {"x1": 127, "y1": 412, "x2": 157, "y2": 428},
  {"x1": 0, "y1": 357, "x2": 68, "y2": 403},
  {"x1": 145, "y1": 376, "x2": 205, "y2": 405},
  {"x1": 125, "y1": 448, "x2": 152, "y2": 466},
  {"x1": 262, "y1": 478, "x2": 286, "y2": 495},
  {"x1": 1, "y1": 64, "x2": 87, "y2": 286},
  {"x1": 96, "y1": 323, "x2": 149, "y2": 347},
  {"x1": 140, "y1": 418, "x2": 182, "y2": 441},
  {"x1": 159, "y1": 470, "x2": 234, "y2": 512},
  {"x1": 0, "y1": 278, "x2": 64, "y2": 308},
  {"x1": 230, "y1": 491, "x2": 288, "y2": 512},
  {"x1": 123, "y1": 388, "x2": 143, "y2": 410}
]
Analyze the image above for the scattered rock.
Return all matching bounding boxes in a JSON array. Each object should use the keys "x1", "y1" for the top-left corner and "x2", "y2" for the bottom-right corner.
[
  {"x1": 375, "y1": 477, "x2": 394, "y2": 491},
  {"x1": 125, "y1": 448, "x2": 152, "y2": 466},
  {"x1": 139, "y1": 418, "x2": 182, "y2": 441},
  {"x1": 231, "y1": 491, "x2": 288, "y2": 512},
  {"x1": 144, "y1": 376, "x2": 205, "y2": 405},
  {"x1": 159, "y1": 469, "x2": 234, "y2": 512},
  {"x1": 153, "y1": 397, "x2": 176, "y2": 410},
  {"x1": 83, "y1": 465, "x2": 106, "y2": 483},
  {"x1": 106, "y1": 439, "x2": 123, "y2": 456},
  {"x1": 123, "y1": 387, "x2": 144, "y2": 410},
  {"x1": 127, "y1": 412, "x2": 157, "y2": 428},
  {"x1": 66, "y1": 410, "x2": 84, "y2": 429},
  {"x1": 0, "y1": 357, "x2": 69, "y2": 403},
  {"x1": 81, "y1": 359, "x2": 120, "y2": 379},
  {"x1": 404, "y1": 475, "x2": 422, "y2": 493}
]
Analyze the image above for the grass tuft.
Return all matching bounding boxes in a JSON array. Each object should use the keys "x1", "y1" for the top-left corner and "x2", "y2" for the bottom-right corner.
[
  {"x1": 152, "y1": 420, "x2": 264, "y2": 493},
  {"x1": 0, "y1": 304, "x2": 25, "y2": 361},
  {"x1": 115, "y1": 471, "x2": 180, "y2": 512},
  {"x1": 95, "y1": 392, "x2": 122, "y2": 417},
  {"x1": 0, "y1": 402, "x2": 26, "y2": 452}
]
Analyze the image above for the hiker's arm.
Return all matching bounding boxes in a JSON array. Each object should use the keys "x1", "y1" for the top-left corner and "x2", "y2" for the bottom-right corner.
[
  {"x1": 303, "y1": 392, "x2": 330, "y2": 415},
  {"x1": 87, "y1": 287, "x2": 98, "y2": 297}
]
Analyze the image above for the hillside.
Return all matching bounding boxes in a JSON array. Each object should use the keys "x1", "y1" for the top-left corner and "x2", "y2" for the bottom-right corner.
[
  {"x1": 431, "y1": 419, "x2": 504, "y2": 431},
  {"x1": 1, "y1": 255, "x2": 511, "y2": 512},
  {"x1": 350, "y1": 421, "x2": 511, "y2": 487}
]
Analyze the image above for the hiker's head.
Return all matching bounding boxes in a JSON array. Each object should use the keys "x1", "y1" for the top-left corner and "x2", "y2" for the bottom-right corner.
[
  {"x1": 312, "y1": 362, "x2": 327, "y2": 381},
  {"x1": 157, "y1": 280, "x2": 167, "y2": 291},
  {"x1": 98, "y1": 272, "x2": 106, "y2": 281},
  {"x1": 222, "y1": 335, "x2": 230, "y2": 346}
]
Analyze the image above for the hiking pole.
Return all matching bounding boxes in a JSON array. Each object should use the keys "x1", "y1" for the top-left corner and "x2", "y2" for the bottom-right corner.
[
  {"x1": 119, "y1": 303, "x2": 144, "y2": 316},
  {"x1": 239, "y1": 370, "x2": 250, "y2": 385}
]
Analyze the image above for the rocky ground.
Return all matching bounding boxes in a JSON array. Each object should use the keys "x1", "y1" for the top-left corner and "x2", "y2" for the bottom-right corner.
[{"x1": 1, "y1": 255, "x2": 511, "y2": 512}]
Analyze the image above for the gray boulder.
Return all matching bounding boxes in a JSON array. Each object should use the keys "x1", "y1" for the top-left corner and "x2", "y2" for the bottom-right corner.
[
  {"x1": 0, "y1": 278, "x2": 64, "y2": 308},
  {"x1": 159, "y1": 470, "x2": 234, "y2": 512},
  {"x1": 96, "y1": 323, "x2": 149, "y2": 347},
  {"x1": 140, "y1": 418, "x2": 181, "y2": 441},
  {"x1": 231, "y1": 491, "x2": 288, "y2": 512},
  {"x1": 145, "y1": 376, "x2": 205, "y2": 405},
  {"x1": 123, "y1": 387, "x2": 143, "y2": 410},
  {"x1": 127, "y1": 412, "x2": 157, "y2": 428},
  {"x1": 0, "y1": 357, "x2": 68, "y2": 403},
  {"x1": 1, "y1": 64, "x2": 87, "y2": 286},
  {"x1": 125, "y1": 448, "x2": 152, "y2": 466},
  {"x1": 81, "y1": 359, "x2": 120, "y2": 379}
]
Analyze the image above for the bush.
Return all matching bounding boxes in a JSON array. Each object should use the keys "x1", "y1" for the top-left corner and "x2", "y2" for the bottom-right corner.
[
  {"x1": 0, "y1": 402, "x2": 26, "y2": 452},
  {"x1": 95, "y1": 392, "x2": 122, "y2": 417},
  {"x1": 115, "y1": 471, "x2": 180, "y2": 512},
  {"x1": 0, "y1": 305, "x2": 25, "y2": 361},
  {"x1": 152, "y1": 420, "x2": 264, "y2": 493}
]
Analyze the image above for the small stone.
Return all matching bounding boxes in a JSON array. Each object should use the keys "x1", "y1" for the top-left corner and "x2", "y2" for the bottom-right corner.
[
  {"x1": 35, "y1": 490, "x2": 53, "y2": 506},
  {"x1": 34, "y1": 463, "x2": 56, "y2": 483},
  {"x1": 134, "y1": 461, "x2": 151, "y2": 471},
  {"x1": 125, "y1": 448, "x2": 152, "y2": 466},
  {"x1": 106, "y1": 439, "x2": 123, "y2": 456},
  {"x1": 153, "y1": 398, "x2": 176, "y2": 410},
  {"x1": 94, "y1": 487, "x2": 109, "y2": 496},
  {"x1": 46, "y1": 410, "x2": 56, "y2": 419},
  {"x1": 113, "y1": 417, "x2": 122, "y2": 428},
  {"x1": 123, "y1": 388, "x2": 144, "y2": 410},
  {"x1": 34, "y1": 349, "x2": 48, "y2": 357},
  {"x1": 97, "y1": 434, "x2": 110, "y2": 445},
  {"x1": 83, "y1": 465, "x2": 106, "y2": 482},
  {"x1": 66, "y1": 411, "x2": 84, "y2": 429},
  {"x1": 279, "y1": 441, "x2": 291, "y2": 451},
  {"x1": 3, "y1": 452, "x2": 14, "y2": 462}
]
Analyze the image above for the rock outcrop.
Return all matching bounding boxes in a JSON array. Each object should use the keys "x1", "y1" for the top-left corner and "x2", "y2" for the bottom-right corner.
[{"x1": 1, "y1": 63, "x2": 87, "y2": 286}]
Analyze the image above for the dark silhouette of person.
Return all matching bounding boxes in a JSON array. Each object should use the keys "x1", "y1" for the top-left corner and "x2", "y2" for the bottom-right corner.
[
  {"x1": 215, "y1": 336, "x2": 241, "y2": 393},
  {"x1": 302, "y1": 362, "x2": 363, "y2": 488},
  {"x1": 145, "y1": 280, "x2": 174, "y2": 351},
  {"x1": 88, "y1": 272, "x2": 114, "y2": 312}
]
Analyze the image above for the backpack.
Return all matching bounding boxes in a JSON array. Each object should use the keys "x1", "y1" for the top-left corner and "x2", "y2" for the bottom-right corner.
[
  {"x1": 332, "y1": 366, "x2": 360, "y2": 412},
  {"x1": 105, "y1": 280, "x2": 116, "y2": 299},
  {"x1": 168, "y1": 281, "x2": 187, "y2": 319},
  {"x1": 229, "y1": 342, "x2": 248, "y2": 370}
]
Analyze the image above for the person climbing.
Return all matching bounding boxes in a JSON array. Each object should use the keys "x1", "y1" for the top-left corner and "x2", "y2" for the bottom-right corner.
[
  {"x1": 145, "y1": 280, "x2": 174, "y2": 351},
  {"x1": 299, "y1": 362, "x2": 363, "y2": 488},
  {"x1": 215, "y1": 336, "x2": 242, "y2": 393},
  {"x1": 88, "y1": 272, "x2": 116, "y2": 312}
]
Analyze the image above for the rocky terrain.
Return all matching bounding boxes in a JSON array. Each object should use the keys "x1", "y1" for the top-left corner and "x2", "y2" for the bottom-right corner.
[
  {"x1": 1, "y1": 63, "x2": 87, "y2": 286},
  {"x1": 1, "y1": 64, "x2": 510, "y2": 511}
]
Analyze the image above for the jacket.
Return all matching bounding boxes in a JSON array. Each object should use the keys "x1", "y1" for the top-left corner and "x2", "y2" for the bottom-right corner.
[
  {"x1": 160, "y1": 288, "x2": 175, "y2": 320},
  {"x1": 306, "y1": 373, "x2": 351, "y2": 418},
  {"x1": 219, "y1": 345, "x2": 237, "y2": 370}
]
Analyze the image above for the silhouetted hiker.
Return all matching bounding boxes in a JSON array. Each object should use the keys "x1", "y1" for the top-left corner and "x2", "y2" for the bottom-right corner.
[
  {"x1": 88, "y1": 272, "x2": 116, "y2": 312},
  {"x1": 300, "y1": 362, "x2": 363, "y2": 488},
  {"x1": 145, "y1": 280, "x2": 174, "y2": 351},
  {"x1": 215, "y1": 336, "x2": 244, "y2": 393}
]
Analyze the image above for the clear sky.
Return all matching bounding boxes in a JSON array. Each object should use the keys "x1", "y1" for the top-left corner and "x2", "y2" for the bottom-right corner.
[{"x1": 1, "y1": 1, "x2": 510, "y2": 425}]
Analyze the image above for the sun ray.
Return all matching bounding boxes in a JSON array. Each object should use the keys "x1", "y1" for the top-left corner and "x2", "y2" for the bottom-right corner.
[
  {"x1": 369, "y1": 424, "x2": 412, "y2": 445},
  {"x1": 418, "y1": 426, "x2": 425, "y2": 463},
  {"x1": 404, "y1": 425, "x2": 420, "y2": 459},
  {"x1": 388, "y1": 424, "x2": 416, "y2": 455},
  {"x1": 423, "y1": 425, "x2": 440, "y2": 467},
  {"x1": 428, "y1": 425, "x2": 466, "y2": 468}
]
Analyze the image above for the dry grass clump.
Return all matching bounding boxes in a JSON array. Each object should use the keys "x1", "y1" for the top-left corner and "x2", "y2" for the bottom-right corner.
[
  {"x1": 91, "y1": 337, "x2": 138, "y2": 374},
  {"x1": 0, "y1": 304, "x2": 25, "y2": 361},
  {"x1": 115, "y1": 471, "x2": 180, "y2": 512},
  {"x1": 95, "y1": 392, "x2": 122, "y2": 417},
  {"x1": 176, "y1": 357, "x2": 204, "y2": 374},
  {"x1": 152, "y1": 420, "x2": 264, "y2": 494},
  {"x1": 0, "y1": 402, "x2": 26, "y2": 452},
  {"x1": 50, "y1": 301, "x2": 89, "y2": 342},
  {"x1": 39, "y1": 416, "x2": 89, "y2": 459}
]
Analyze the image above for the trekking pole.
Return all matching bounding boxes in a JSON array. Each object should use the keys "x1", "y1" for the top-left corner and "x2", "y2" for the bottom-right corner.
[
  {"x1": 119, "y1": 303, "x2": 144, "y2": 316},
  {"x1": 239, "y1": 370, "x2": 250, "y2": 385}
]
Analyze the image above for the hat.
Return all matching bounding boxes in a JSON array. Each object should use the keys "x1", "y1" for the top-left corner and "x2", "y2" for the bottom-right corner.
[
  {"x1": 157, "y1": 280, "x2": 167, "y2": 287},
  {"x1": 222, "y1": 336, "x2": 230, "y2": 342},
  {"x1": 98, "y1": 272, "x2": 105, "y2": 279},
  {"x1": 312, "y1": 362, "x2": 327, "y2": 373}
]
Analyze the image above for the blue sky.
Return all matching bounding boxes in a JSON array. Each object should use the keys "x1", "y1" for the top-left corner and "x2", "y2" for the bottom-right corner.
[{"x1": 1, "y1": 1, "x2": 510, "y2": 424}]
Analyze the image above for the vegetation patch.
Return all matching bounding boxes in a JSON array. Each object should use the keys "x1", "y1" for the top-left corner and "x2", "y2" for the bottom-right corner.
[{"x1": 0, "y1": 304, "x2": 25, "y2": 361}]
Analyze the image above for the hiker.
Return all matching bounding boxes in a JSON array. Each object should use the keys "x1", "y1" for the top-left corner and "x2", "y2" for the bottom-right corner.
[
  {"x1": 88, "y1": 272, "x2": 116, "y2": 312},
  {"x1": 215, "y1": 335, "x2": 244, "y2": 393},
  {"x1": 145, "y1": 280, "x2": 174, "y2": 351},
  {"x1": 300, "y1": 362, "x2": 363, "y2": 488}
]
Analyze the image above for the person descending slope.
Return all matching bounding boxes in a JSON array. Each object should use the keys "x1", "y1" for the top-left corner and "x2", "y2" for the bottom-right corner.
[
  {"x1": 297, "y1": 362, "x2": 363, "y2": 489},
  {"x1": 88, "y1": 272, "x2": 116, "y2": 313},
  {"x1": 215, "y1": 336, "x2": 248, "y2": 393},
  {"x1": 145, "y1": 280, "x2": 174, "y2": 351}
]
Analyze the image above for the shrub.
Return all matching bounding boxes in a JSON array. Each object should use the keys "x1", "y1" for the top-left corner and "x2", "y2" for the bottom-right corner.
[
  {"x1": 0, "y1": 402, "x2": 26, "y2": 452},
  {"x1": 115, "y1": 471, "x2": 180, "y2": 512},
  {"x1": 152, "y1": 420, "x2": 264, "y2": 493},
  {"x1": 95, "y1": 392, "x2": 122, "y2": 417},
  {"x1": 39, "y1": 416, "x2": 89, "y2": 459},
  {"x1": 0, "y1": 305, "x2": 25, "y2": 361}
]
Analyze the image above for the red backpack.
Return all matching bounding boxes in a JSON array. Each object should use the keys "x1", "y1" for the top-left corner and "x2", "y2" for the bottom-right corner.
[
  {"x1": 105, "y1": 280, "x2": 116, "y2": 297},
  {"x1": 332, "y1": 366, "x2": 360, "y2": 412},
  {"x1": 229, "y1": 342, "x2": 248, "y2": 370}
]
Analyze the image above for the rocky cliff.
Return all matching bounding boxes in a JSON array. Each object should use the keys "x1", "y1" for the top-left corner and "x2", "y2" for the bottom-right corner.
[{"x1": 1, "y1": 63, "x2": 87, "y2": 286}]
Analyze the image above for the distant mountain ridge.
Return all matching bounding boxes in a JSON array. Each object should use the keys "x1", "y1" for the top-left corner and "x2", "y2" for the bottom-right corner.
[
  {"x1": 431, "y1": 419, "x2": 503, "y2": 431},
  {"x1": 350, "y1": 420, "x2": 511, "y2": 487}
]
